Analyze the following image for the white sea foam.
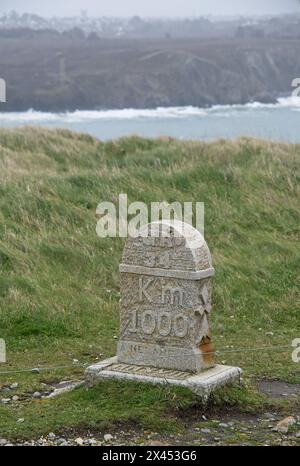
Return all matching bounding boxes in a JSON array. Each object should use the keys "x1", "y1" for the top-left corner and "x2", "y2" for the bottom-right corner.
[
  {"x1": 0, "y1": 96, "x2": 300, "y2": 123},
  {"x1": 0, "y1": 106, "x2": 207, "y2": 123}
]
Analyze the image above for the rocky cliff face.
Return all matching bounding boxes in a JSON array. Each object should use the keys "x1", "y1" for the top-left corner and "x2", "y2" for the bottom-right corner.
[{"x1": 1, "y1": 34, "x2": 300, "y2": 111}]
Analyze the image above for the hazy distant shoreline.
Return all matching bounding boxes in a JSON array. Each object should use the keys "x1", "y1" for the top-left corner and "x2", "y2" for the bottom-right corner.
[{"x1": 1, "y1": 26, "x2": 300, "y2": 113}]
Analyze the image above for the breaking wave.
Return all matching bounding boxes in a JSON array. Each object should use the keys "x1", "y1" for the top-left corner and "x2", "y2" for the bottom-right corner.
[{"x1": 0, "y1": 96, "x2": 300, "y2": 123}]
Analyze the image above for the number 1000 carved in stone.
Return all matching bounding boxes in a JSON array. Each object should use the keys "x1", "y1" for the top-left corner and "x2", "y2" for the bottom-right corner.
[
  {"x1": 128, "y1": 309, "x2": 189, "y2": 338},
  {"x1": 117, "y1": 220, "x2": 216, "y2": 373}
]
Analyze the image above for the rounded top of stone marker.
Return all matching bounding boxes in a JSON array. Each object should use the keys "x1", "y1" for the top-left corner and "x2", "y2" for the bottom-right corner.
[{"x1": 121, "y1": 220, "x2": 213, "y2": 273}]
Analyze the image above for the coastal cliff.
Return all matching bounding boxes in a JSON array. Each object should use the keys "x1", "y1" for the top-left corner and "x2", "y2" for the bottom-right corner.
[{"x1": 1, "y1": 33, "x2": 300, "y2": 111}]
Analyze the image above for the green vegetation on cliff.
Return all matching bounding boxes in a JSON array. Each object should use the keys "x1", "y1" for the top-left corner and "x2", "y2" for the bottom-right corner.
[{"x1": 0, "y1": 127, "x2": 299, "y2": 439}]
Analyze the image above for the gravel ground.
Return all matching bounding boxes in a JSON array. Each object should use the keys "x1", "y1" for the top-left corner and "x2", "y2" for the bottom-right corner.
[{"x1": 1, "y1": 412, "x2": 300, "y2": 446}]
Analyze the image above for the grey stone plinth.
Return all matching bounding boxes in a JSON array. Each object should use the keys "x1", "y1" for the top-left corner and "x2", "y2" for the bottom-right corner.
[{"x1": 85, "y1": 357, "x2": 242, "y2": 398}]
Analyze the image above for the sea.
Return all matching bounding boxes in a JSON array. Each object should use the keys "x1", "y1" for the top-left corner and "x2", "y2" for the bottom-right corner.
[{"x1": 1, "y1": 96, "x2": 300, "y2": 142}]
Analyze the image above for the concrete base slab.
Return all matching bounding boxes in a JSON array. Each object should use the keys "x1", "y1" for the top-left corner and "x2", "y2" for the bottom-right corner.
[{"x1": 85, "y1": 357, "x2": 242, "y2": 398}]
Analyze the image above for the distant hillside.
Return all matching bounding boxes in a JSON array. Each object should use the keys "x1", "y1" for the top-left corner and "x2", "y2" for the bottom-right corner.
[{"x1": 1, "y1": 33, "x2": 300, "y2": 111}]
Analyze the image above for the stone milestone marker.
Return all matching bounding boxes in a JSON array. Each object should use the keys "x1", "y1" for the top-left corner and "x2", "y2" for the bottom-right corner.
[{"x1": 86, "y1": 220, "x2": 242, "y2": 396}]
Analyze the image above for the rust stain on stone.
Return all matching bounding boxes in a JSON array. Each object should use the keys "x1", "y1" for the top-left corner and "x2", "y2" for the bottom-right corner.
[{"x1": 199, "y1": 337, "x2": 215, "y2": 367}]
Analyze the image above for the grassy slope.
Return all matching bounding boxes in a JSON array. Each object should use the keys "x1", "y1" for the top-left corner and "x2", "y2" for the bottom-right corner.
[{"x1": 0, "y1": 127, "x2": 299, "y2": 439}]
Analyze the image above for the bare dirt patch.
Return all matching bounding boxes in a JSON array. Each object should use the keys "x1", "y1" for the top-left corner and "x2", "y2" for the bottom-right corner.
[{"x1": 257, "y1": 379, "x2": 300, "y2": 400}]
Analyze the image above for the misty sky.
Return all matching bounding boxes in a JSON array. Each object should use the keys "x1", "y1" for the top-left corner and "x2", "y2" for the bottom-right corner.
[{"x1": 0, "y1": 0, "x2": 299, "y2": 18}]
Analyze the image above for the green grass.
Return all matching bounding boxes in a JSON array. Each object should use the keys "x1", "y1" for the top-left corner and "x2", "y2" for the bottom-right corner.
[{"x1": 0, "y1": 127, "x2": 299, "y2": 439}]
